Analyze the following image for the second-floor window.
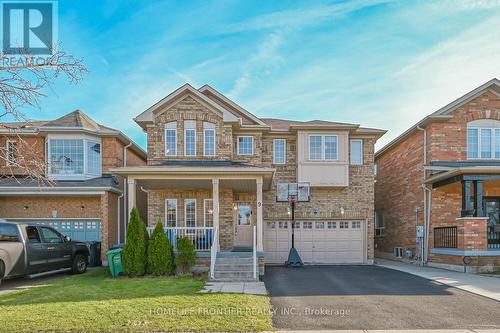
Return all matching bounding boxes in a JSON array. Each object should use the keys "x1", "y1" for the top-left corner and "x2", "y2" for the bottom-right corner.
[
  {"x1": 203, "y1": 122, "x2": 216, "y2": 156},
  {"x1": 350, "y1": 139, "x2": 363, "y2": 165},
  {"x1": 48, "y1": 137, "x2": 101, "y2": 178},
  {"x1": 273, "y1": 139, "x2": 286, "y2": 164},
  {"x1": 467, "y1": 127, "x2": 500, "y2": 159},
  {"x1": 5, "y1": 140, "x2": 17, "y2": 166},
  {"x1": 184, "y1": 120, "x2": 196, "y2": 156},
  {"x1": 164, "y1": 122, "x2": 177, "y2": 156},
  {"x1": 309, "y1": 135, "x2": 338, "y2": 160},
  {"x1": 237, "y1": 136, "x2": 254, "y2": 155}
]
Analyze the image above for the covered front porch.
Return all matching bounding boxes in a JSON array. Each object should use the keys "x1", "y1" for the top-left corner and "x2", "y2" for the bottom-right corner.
[
  {"x1": 112, "y1": 165, "x2": 274, "y2": 255},
  {"x1": 426, "y1": 166, "x2": 500, "y2": 258}
]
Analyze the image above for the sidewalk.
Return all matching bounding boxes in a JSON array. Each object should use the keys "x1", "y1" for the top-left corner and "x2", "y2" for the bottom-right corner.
[
  {"x1": 267, "y1": 330, "x2": 500, "y2": 333},
  {"x1": 376, "y1": 259, "x2": 500, "y2": 301}
]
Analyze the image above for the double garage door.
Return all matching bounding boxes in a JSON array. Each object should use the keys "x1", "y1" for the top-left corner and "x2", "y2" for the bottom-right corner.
[
  {"x1": 6, "y1": 219, "x2": 101, "y2": 242},
  {"x1": 264, "y1": 220, "x2": 365, "y2": 264}
]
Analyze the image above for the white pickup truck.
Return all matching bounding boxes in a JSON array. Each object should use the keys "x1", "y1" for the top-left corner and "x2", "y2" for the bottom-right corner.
[{"x1": 0, "y1": 221, "x2": 90, "y2": 285}]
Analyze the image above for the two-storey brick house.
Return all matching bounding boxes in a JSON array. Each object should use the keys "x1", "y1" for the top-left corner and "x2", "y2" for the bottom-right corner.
[
  {"x1": 0, "y1": 110, "x2": 146, "y2": 259},
  {"x1": 375, "y1": 78, "x2": 500, "y2": 272},
  {"x1": 112, "y1": 84, "x2": 385, "y2": 278}
]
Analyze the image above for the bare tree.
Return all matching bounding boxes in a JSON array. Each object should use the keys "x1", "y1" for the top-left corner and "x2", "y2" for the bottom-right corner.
[{"x1": 0, "y1": 48, "x2": 88, "y2": 184}]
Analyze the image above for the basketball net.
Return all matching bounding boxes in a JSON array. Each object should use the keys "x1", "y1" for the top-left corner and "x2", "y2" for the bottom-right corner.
[{"x1": 288, "y1": 195, "x2": 297, "y2": 204}]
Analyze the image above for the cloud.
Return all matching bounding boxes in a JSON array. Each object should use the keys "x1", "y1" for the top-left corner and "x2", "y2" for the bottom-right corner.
[{"x1": 224, "y1": 0, "x2": 398, "y2": 33}]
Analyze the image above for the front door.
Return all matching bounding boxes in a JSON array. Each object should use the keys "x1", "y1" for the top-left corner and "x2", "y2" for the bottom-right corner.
[
  {"x1": 234, "y1": 204, "x2": 253, "y2": 248},
  {"x1": 484, "y1": 198, "x2": 500, "y2": 249}
]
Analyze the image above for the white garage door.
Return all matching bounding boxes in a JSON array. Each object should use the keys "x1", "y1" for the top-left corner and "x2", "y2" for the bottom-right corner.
[{"x1": 264, "y1": 220, "x2": 365, "y2": 264}]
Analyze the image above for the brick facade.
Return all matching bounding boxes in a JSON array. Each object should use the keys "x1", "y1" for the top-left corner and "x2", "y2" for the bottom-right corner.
[{"x1": 375, "y1": 88, "x2": 500, "y2": 271}]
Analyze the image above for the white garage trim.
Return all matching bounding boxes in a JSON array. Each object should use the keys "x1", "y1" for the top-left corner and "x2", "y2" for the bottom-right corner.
[{"x1": 264, "y1": 219, "x2": 367, "y2": 264}]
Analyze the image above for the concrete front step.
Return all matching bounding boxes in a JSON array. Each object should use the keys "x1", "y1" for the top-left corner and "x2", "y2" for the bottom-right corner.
[{"x1": 215, "y1": 264, "x2": 255, "y2": 271}]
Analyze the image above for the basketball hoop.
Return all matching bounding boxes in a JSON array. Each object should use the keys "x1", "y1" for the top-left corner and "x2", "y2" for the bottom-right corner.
[{"x1": 288, "y1": 195, "x2": 297, "y2": 204}]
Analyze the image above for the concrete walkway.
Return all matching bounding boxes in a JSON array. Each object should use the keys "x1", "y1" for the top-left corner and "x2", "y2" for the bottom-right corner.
[
  {"x1": 200, "y1": 281, "x2": 267, "y2": 295},
  {"x1": 376, "y1": 259, "x2": 500, "y2": 301},
  {"x1": 263, "y1": 329, "x2": 500, "y2": 333}
]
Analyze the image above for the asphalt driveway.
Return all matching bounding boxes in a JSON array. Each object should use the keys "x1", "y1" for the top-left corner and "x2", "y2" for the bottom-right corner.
[{"x1": 263, "y1": 265, "x2": 500, "y2": 330}]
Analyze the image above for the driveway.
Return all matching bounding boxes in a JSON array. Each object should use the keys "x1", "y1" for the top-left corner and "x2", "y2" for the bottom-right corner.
[
  {"x1": 0, "y1": 272, "x2": 68, "y2": 296},
  {"x1": 263, "y1": 265, "x2": 500, "y2": 330}
]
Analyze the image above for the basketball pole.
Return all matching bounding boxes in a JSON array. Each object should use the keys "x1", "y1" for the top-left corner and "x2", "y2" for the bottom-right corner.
[{"x1": 287, "y1": 195, "x2": 303, "y2": 267}]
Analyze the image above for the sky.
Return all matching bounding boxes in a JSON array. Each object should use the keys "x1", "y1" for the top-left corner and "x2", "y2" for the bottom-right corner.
[{"x1": 23, "y1": 0, "x2": 500, "y2": 149}]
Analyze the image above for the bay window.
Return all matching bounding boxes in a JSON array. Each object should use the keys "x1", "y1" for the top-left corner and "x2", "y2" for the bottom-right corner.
[
  {"x1": 184, "y1": 120, "x2": 196, "y2": 156},
  {"x1": 309, "y1": 135, "x2": 338, "y2": 160},
  {"x1": 47, "y1": 136, "x2": 101, "y2": 179},
  {"x1": 164, "y1": 121, "x2": 177, "y2": 156}
]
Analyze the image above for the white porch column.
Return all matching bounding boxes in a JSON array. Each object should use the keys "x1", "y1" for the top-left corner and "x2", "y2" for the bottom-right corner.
[
  {"x1": 256, "y1": 177, "x2": 264, "y2": 252},
  {"x1": 212, "y1": 178, "x2": 220, "y2": 250},
  {"x1": 127, "y1": 177, "x2": 136, "y2": 218}
]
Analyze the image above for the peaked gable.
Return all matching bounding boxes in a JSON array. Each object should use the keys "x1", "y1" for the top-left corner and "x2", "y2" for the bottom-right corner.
[{"x1": 44, "y1": 110, "x2": 100, "y2": 131}]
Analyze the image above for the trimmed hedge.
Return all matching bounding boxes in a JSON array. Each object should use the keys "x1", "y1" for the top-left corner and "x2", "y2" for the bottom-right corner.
[
  {"x1": 175, "y1": 237, "x2": 196, "y2": 274},
  {"x1": 147, "y1": 221, "x2": 174, "y2": 276},
  {"x1": 122, "y1": 208, "x2": 148, "y2": 277}
]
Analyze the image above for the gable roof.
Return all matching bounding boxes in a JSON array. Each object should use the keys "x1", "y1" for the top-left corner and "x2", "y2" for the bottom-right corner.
[
  {"x1": 375, "y1": 78, "x2": 500, "y2": 159},
  {"x1": 134, "y1": 83, "x2": 239, "y2": 129},
  {"x1": 0, "y1": 110, "x2": 146, "y2": 160},
  {"x1": 199, "y1": 85, "x2": 267, "y2": 126}
]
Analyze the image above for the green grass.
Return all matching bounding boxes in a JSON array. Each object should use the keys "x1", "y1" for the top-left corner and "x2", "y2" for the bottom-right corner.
[{"x1": 0, "y1": 269, "x2": 272, "y2": 333}]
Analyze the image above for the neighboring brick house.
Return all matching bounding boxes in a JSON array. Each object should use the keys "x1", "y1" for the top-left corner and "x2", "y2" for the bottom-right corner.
[
  {"x1": 112, "y1": 83, "x2": 385, "y2": 277},
  {"x1": 0, "y1": 110, "x2": 146, "y2": 259},
  {"x1": 375, "y1": 78, "x2": 500, "y2": 272}
]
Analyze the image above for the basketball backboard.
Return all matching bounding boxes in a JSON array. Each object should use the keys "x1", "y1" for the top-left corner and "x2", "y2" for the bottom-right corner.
[{"x1": 276, "y1": 182, "x2": 310, "y2": 202}]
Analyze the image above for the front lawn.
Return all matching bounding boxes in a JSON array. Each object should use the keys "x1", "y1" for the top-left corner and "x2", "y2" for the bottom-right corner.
[{"x1": 0, "y1": 269, "x2": 272, "y2": 333}]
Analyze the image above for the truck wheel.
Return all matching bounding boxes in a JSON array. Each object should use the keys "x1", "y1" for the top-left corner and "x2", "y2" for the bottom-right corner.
[
  {"x1": 72, "y1": 255, "x2": 87, "y2": 274},
  {"x1": 0, "y1": 260, "x2": 4, "y2": 285}
]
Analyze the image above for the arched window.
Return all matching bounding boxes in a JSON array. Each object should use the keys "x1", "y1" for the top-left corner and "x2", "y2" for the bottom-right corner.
[{"x1": 467, "y1": 119, "x2": 500, "y2": 159}]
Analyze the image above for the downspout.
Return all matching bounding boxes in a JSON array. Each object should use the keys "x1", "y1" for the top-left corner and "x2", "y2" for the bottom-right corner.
[
  {"x1": 117, "y1": 193, "x2": 124, "y2": 244},
  {"x1": 123, "y1": 142, "x2": 132, "y2": 240},
  {"x1": 417, "y1": 126, "x2": 430, "y2": 265}
]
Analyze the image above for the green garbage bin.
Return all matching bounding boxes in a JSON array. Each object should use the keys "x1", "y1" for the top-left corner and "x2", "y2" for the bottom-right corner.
[{"x1": 106, "y1": 248, "x2": 123, "y2": 278}]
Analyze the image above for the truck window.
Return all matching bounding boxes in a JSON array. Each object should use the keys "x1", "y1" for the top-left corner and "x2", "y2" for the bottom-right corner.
[
  {"x1": 40, "y1": 227, "x2": 64, "y2": 244},
  {"x1": 26, "y1": 226, "x2": 41, "y2": 243},
  {"x1": 0, "y1": 224, "x2": 20, "y2": 242}
]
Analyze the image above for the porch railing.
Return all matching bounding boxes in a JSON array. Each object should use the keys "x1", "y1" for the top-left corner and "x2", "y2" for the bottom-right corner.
[
  {"x1": 147, "y1": 226, "x2": 215, "y2": 251},
  {"x1": 434, "y1": 226, "x2": 458, "y2": 249}
]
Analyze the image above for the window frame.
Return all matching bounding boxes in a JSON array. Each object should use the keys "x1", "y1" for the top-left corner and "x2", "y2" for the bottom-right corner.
[
  {"x1": 164, "y1": 122, "x2": 177, "y2": 156},
  {"x1": 308, "y1": 134, "x2": 338, "y2": 161},
  {"x1": 165, "y1": 199, "x2": 177, "y2": 227},
  {"x1": 5, "y1": 140, "x2": 17, "y2": 167},
  {"x1": 204, "y1": 198, "x2": 213, "y2": 227},
  {"x1": 273, "y1": 139, "x2": 286, "y2": 164},
  {"x1": 184, "y1": 199, "x2": 197, "y2": 230},
  {"x1": 467, "y1": 126, "x2": 500, "y2": 160},
  {"x1": 350, "y1": 139, "x2": 363, "y2": 165},
  {"x1": 237, "y1": 136, "x2": 254, "y2": 155},
  {"x1": 46, "y1": 134, "x2": 102, "y2": 180},
  {"x1": 203, "y1": 125, "x2": 216, "y2": 157},
  {"x1": 184, "y1": 121, "x2": 197, "y2": 157}
]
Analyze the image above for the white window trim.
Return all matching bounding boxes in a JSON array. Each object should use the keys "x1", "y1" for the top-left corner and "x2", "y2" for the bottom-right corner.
[
  {"x1": 184, "y1": 128, "x2": 197, "y2": 157},
  {"x1": 203, "y1": 128, "x2": 216, "y2": 157},
  {"x1": 308, "y1": 134, "x2": 338, "y2": 161},
  {"x1": 350, "y1": 139, "x2": 363, "y2": 165},
  {"x1": 273, "y1": 139, "x2": 286, "y2": 164},
  {"x1": 237, "y1": 136, "x2": 254, "y2": 155},
  {"x1": 164, "y1": 127, "x2": 177, "y2": 156},
  {"x1": 184, "y1": 198, "x2": 197, "y2": 229},
  {"x1": 165, "y1": 199, "x2": 177, "y2": 227},
  {"x1": 46, "y1": 134, "x2": 102, "y2": 180},
  {"x1": 467, "y1": 126, "x2": 500, "y2": 160},
  {"x1": 5, "y1": 140, "x2": 17, "y2": 167},
  {"x1": 204, "y1": 198, "x2": 213, "y2": 227}
]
